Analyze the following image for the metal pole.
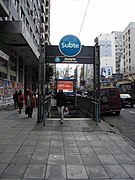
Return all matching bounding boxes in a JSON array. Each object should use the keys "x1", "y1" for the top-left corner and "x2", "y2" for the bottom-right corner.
[
  {"x1": 37, "y1": 0, "x2": 43, "y2": 123},
  {"x1": 94, "y1": 38, "x2": 101, "y2": 125},
  {"x1": 43, "y1": 44, "x2": 46, "y2": 125}
]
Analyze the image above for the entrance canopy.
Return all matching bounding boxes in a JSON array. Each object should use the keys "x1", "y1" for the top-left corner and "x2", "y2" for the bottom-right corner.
[{"x1": 46, "y1": 45, "x2": 94, "y2": 64}]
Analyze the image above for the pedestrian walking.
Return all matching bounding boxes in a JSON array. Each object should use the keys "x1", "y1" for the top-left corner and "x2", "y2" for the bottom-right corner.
[
  {"x1": 13, "y1": 91, "x2": 18, "y2": 109},
  {"x1": 17, "y1": 90, "x2": 23, "y2": 114},
  {"x1": 26, "y1": 92, "x2": 35, "y2": 118},
  {"x1": 54, "y1": 89, "x2": 67, "y2": 124}
]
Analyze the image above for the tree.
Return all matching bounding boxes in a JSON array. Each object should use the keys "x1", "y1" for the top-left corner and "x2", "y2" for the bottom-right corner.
[
  {"x1": 46, "y1": 64, "x2": 54, "y2": 83},
  {"x1": 122, "y1": 71, "x2": 135, "y2": 97}
]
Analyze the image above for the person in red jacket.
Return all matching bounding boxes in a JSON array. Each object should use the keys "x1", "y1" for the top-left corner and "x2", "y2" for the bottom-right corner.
[{"x1": 17, "y1": 90, "x2": 23, "y2": 114}]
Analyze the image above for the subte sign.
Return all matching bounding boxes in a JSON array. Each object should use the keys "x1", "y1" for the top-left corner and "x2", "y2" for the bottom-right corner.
[{"x1": 59, "y1": 34, "x2": 82, "y2": 57}]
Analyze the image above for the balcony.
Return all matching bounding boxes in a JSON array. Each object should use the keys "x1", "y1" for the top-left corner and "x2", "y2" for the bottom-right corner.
[
  {"x1": 0, "y1": 21, "x2": 40, "y2": 67},
  {"x1": 0, "y1": 0, "x2": 9, "y2": 17}
]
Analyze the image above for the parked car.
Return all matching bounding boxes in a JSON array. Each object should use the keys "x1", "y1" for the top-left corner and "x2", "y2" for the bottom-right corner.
[
  {"x1": 100, "y1": 87, "x2": 122, "y2": 115},
  {"x1": 120, "y1": 93, "x2": 135, "y2": 107}
]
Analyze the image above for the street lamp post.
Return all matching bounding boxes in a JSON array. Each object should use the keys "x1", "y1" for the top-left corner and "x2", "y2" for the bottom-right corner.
[
  {"x1": 37, "y1": 0, "x2": 45, "y2": 123},
  {"x1": 94, "y1": 37, "x2": 100, "y2": 125}
]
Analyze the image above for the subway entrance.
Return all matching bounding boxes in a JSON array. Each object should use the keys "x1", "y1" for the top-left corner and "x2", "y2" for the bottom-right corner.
[{"x1": 37, "y1": 36, "x2": 100, "y2": 125}]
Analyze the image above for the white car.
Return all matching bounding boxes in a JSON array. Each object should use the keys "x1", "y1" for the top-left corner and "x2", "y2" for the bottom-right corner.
[{"x1": 120, "y1": 93, "x2": 135, "y2": 107}]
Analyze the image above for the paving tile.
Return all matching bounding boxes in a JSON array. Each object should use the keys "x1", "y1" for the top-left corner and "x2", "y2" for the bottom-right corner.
[
  {"x1": 92, "y1": 146, "x2": 111, "y2": 155},
  {"x1": 98, "y1": 154, "x2": 119, "y2": 165},
  {"x1": 0, "y1": 144, "x2": 7, "y2": 152},
  {"x1": 67, "y1": 165, "x2": 88, "y2": 179},
  {"x1": 104, "y1": 144, "x2": 124, "y2": 155},
  {"x1": 88, "y1": 140, "x2": 104, "y2": 146},
  {"x1": 114, "y1": 154, "x2": 135, "y2": 164},
  {"x1": 30, "y1": 154, "x2": 48, "y2": 164},
  {"x1": 81, "y1": 154, "x2": 101, "y2": 165},
  {"x1": 50, "y1": 140, "x2": 63, "y2": 146},
  {"x1": 104, "y1": 164, "x2": 131, "y2": 179},
  {"x1": 37, "y1": 139, "x2": 50, "y2": 146},
  {"x1": 0, "y1": 152, "x2": 15, "y2": 163},
  {"x1": 63, "y1": 140, "x2": 77, "y2": 147},
  {"x1": 2, "y1": 144, "x2": 21, "y2": 153},
  {"x1": 122, "y1": 163, "x2": 135, "y2": 178},
  {"x1": 128, "y1": 153, "x2": 135, "y2": 161},
  {"x1": 49, "y1": 146, "x2": 64, "y2": 154},
  {"x1": 1, "y1": 163, "x2": 27, "y2": 179},
  {"x1": 85, "y1": 164, "x2": 109, "y2": 178},
  {"x1": 78, "y1": 146, "x2": 95, "y2": 154},
  {"x1": 63, "y1": 136, "x2": 75, "y2": 140},
  {"x1": 33, "y1": 146, "x2": 50, "y2": 154},
  {"x1": 11, "y1": 153, "x2": 32, "y2": 164},
  {"x1": 65, "y1": 154, "x2": 83, "y2": 165},
  {"x1": 0, "y1": 163, "x2": 8, "y2": 176},
  {"x1": 0, "y1": 138, "x2": 13, "y2": 145},
  {"x1": 18, "y1": 145, "x2": 35, "y2": 154},
  {"x1": 23, "y1": 139, "x2": 38, "y2": 145},
  {"x1": 86, "y1": 133, "x2": 99, "y2": 141},
  {"x1": 45, "y1": 164, "x2": 66, "y2": 179},
  {"x1": 23, "y1": 164, "x2": 46, "y2": 178},
  {"x1": 76, "y1": 140, "x2": 90, "y2": 147},
  {"x1": 64, "y1": 146, "x2": 80, "y2": 154},
  {"x1": 120, "y1": 145, "x2": 135, "y2": 154},
  {"x1": 48, "y1": 154, "x2": 65, "y2": 164},
  {"x1": 51, "y1": 135, "x2": 63, "y2": 140}
]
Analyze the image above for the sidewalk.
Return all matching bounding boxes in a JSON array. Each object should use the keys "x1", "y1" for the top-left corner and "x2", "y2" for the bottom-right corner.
[{"x1": 0, "y1": 108, "x2": 135, "y2": 179}]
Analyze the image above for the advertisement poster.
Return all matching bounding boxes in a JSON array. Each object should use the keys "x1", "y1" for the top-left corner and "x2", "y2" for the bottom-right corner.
[
  {"x1": 57, "y1": 80, "x2": 73, "y2": 93},
  {"x1": 0, "y1": 79, "x2": 23, "y2": 108}
]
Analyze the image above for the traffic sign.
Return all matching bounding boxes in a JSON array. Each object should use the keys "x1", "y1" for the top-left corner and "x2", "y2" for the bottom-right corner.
[{"x1": 59, "y1": 34, "x2": 82, "y2": 57}]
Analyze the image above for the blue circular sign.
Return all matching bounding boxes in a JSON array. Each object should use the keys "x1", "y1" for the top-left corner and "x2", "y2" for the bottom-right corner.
[
  {"x1": 59, "y1": 35, "x2": 82, "y2": 57},
  {"x1": 55, "y1": 57, "x2": 61, "y2": 63}
]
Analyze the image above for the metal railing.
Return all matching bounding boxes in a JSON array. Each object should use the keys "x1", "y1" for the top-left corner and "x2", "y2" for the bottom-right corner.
[
  {"x1": 77, "y1": 96, "x2": 100, "y2": 125},
  {"x1": 42, "y1": 95, "x2": 51, "y2": 126}
]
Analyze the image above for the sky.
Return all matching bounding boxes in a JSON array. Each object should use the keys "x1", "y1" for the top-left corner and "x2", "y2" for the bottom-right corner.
[{"x1": 50, "y1": 0, "x2": 135, "y2": 46}]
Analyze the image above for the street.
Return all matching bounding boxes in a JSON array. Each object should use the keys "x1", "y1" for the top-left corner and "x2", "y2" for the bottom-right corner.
[{"x1": 102, "y1": 106, "x2": 135, "y2": 147}]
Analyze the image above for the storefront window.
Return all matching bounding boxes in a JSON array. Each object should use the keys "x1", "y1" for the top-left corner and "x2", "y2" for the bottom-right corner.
[{"x1": 10, "y1": 55, "x2": 17, "y2": 71}]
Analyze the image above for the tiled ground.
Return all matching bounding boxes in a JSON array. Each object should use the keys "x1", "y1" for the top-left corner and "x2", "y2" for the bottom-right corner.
[{"x1": 0, "y1": 109, "x2": 135, "y2": 179}]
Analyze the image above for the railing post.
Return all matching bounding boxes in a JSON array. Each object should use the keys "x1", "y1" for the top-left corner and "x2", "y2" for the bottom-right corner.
[{"x1": 94, "y1": 38, "x2": 101, "y2": 125}]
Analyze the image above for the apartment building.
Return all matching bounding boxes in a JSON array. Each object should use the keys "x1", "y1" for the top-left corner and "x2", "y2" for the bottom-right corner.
[
  {"x1": 122, "y1": 22, "x2": 135, "y2": 75},
  {"x1": 112, "y1": 31, "x2": 123, "y2": 74},
  {"x1": 0, "y1": 0, "x2": 50, "y2": 93},
  {"x1": 98, "y1": 33, "x2": 116, "y2": 78}
]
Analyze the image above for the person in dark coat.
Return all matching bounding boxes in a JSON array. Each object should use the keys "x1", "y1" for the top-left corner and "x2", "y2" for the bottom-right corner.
[
  {"x1": 26, "y1": 92, "x2": 35, "y2": 118},
  {"x1": 55, "y1": 89, "x2": 67, "y2": 124},
  {"x1": 13, "y1": 91, "x2": 18, "y2": 109}
]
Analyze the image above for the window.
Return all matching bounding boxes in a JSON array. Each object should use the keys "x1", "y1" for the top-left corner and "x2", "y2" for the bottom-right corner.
[
  {"x1": 10, "y1": 75, "x2": 16, "y2": 81},
  {"x1": 13, "y1": 0, "x2": 19, "y2": 10},
  {"x1": 10, "y1": 55, "x2": 17, "y2": 71},
  {"x1": 0, "y1": 72, "x2": 7, "y2": 79},
  {"x1": 129, "y1": 58, "x2": 131, "y2": 63},
  {"x1": 20, "y1": 8, "x2": 25, "y2": 22},
  {"x1": 0, "y1": 58, "x2": 7, "y2": 67}
]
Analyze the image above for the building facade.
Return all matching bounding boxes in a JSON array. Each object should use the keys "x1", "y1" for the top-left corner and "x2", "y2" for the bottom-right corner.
[
  {"x1": 122, "y1": 22, "x2": 135, "y2": 75},
  {"x1": 98, "y1": 33, "x2": 116, "y2": 78},
  {"x1": 0, "y1": 0, "x2": 50, "y2": 95},
  {"x1": 112, "y1": 31, "x2": 123, "y2": 74}
]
